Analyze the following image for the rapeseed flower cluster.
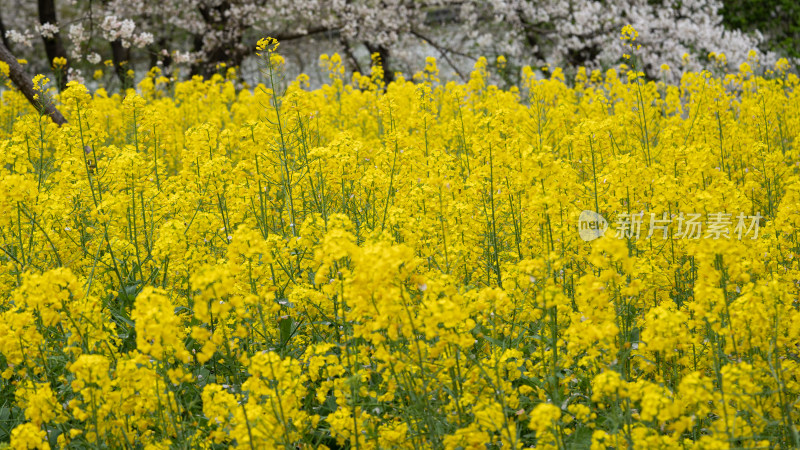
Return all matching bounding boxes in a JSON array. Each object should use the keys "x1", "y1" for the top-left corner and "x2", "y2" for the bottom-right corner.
[{"x1": 0, "y1": 30, "x2": 798, "y2": 448}]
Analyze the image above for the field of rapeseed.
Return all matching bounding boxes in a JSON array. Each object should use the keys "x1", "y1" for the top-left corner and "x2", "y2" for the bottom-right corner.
[{"x1": 0, "y1": 33, "x2": 799, "y2": 449}]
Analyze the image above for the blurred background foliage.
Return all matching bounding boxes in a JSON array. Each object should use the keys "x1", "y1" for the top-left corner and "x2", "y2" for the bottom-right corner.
[{"x1": 0, "y1": 0, "x2": 797, "y2": 90}]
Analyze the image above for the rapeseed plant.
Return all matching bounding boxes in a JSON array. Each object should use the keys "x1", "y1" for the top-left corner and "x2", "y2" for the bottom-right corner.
[{"x1": 0, "y1": 28, "x2": 799, "y2": 448}]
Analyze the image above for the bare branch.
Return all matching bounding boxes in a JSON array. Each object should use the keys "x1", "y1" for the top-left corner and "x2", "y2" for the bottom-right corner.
[
  {"x1": 0, "y1": 40, "x2": 67, "y2": 126},
  {"x1": 410, "y1": 30, "x2": 472, "y2": 81}
]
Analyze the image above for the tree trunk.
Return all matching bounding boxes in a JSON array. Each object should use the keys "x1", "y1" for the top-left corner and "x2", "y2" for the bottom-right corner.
[
  {"x1": 191, "y1": 1, "x2": 244, "y2": 78},
  {"x1": 0, "y1": 11, "x2": 12, "y2": 50},
  {"x1": 110, "y1": 38, "x2": 131, "y2": 88},
  {"x1": 38, "y1": 0, "x2": 69, "y2": 90},
  {"x1": 365, "y1": 42, "x2": 393, "y2": 84},
  {"x1": 149, "y1": 37, "x2": 173, "y2": 73},
  {"x1": 0, "y1": 40, "x2": 67, "y2": 125},
  {"x1": 189, "y1": 34, "x2": 204, "y2": 77}
]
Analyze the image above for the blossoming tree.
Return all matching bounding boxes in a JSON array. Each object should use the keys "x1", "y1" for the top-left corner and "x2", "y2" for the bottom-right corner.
[{"x1": 0, "y1": 0, "x2": 784, "y2": 90}]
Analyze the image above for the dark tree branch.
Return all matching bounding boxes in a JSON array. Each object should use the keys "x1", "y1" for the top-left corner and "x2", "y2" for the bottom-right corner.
[
  {"x1": 190, "y1": 23, "x2": 338, "y2": 78},
  {"x1": 410, "y1": 29, "x2": 476, "y2": 61},
  {"x1": 410, "y1": 30, "x2": 471, "y2": 81},
  {"x1": 274, "y1": 26, "x2": 336, "y2": 42},
  {"x1": 0, "y1": 40, "x2": 67, "y2": 125},
  {"x1": 340, "y1": 37, "x2": 363, "y2": 75}
]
